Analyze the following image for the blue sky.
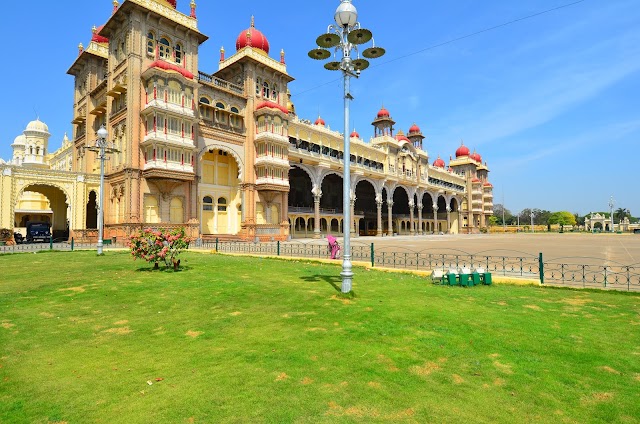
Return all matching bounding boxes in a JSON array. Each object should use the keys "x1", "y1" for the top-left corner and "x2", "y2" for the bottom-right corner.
[{"x1": 1, "y1": 0, "x2": 638, "y2": 216}]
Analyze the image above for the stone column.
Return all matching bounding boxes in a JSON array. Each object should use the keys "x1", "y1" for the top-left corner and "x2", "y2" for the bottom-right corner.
[
  {"x1": 433, "y1": 203, "x2": 438, "y2": 234},
  {"x1": 376, "y1": 199, "x2": 383, "y2": 237},
  {"x1": 313, "y1": 194, "x2": 322, "y2": 239},
  {"x1": 387, "y1": 201, "x2": 394, "y2": 236},
  {"x1": 446, "y1": 206, "x2": 452, "y2": 234},
  {"x1": 409, "y1": 200, "x2": 415, "y2": 236},
  {"x1": 417, "y1": 204, "x2": 423, "y2": 235}
]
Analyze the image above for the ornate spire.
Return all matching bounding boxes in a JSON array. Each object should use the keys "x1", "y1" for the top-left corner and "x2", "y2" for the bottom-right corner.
[
  {"x1": 251, "y1": 15, "x2": 255, "y2": 28},
  {"x1": 220, "y1": 46, "x2": 225, "y2": 62},
  {"x1": 190, "y1": 0, "x2": 196, "y2": 18},
  {"x1": 113, "y1": 0, "x2": 119, "y2": 14},
  {"x1": 280, "y1": 49, "x2": 285, "y2": 64},
  {"x1": 78, "y1": 43, "x2": 84, "y2": 56}
]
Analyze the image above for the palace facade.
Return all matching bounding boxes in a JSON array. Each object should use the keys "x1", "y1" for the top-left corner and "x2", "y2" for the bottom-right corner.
[{"x1": 0, "y1": 0, "x2": 493, "y2": 241}]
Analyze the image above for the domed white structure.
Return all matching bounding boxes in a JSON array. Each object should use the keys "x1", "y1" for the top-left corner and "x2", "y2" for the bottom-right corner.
[{"x1": 21, "y1": 119, "x2": 51, "y2": 168}]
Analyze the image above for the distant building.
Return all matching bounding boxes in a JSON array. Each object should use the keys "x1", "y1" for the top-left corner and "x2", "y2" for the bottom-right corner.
[{"x1": 0, "y1": 0, "x2": 493, "y2": 241}]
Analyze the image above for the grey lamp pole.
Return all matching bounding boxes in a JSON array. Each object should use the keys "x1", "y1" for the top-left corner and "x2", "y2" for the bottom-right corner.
[
  {"x1": 86, "y1": 125, "x2": 118, "y2": 255},
  {"x1": 609, "y1": 196, "x2": 615, "y2": 233},
  {"x1": 530, "y1": 211, "x2": 534, "y2": 233},
  {"x1": 309, "y1": 0, "x2": 385, "y2": 293}
]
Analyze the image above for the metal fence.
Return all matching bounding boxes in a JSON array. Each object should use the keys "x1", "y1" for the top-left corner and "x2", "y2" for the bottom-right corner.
[{"x1": 2, "y1": 238, "x2": 638, "y2": 292}]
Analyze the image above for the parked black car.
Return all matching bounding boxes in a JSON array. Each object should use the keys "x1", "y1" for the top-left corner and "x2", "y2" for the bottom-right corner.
[
  {"x1": 26, "y1": 222, "x2": 51, "y2": 243},
  {"x1": 13, "y1": 232, "x2": 23, "y2": 243}
]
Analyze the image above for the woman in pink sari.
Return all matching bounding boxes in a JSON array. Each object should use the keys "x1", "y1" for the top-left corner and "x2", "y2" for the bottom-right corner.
[{"x1": 327, "y1": 234, "x2": 341, "y2": 259}]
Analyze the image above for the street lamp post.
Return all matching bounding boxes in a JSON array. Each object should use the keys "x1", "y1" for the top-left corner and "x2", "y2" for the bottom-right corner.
[
  {"x1": 86, "y1": 125, "x2": 118, "y2": 255},
  {"x1": 609, "y1": 196, "x2": 615, "y2": 233},
  {"x1": 530, "y1": 211, "x2": 535, "y2": 233},
  {"x1": 309, "y1": 0, "x2": 385, "y2": 293}
]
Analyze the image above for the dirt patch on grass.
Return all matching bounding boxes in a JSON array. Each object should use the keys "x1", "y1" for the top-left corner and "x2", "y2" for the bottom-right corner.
[
  {"x1": 634, "y1": 374, "x2": 640, "y2": 381},
  {"x1": 103, "y1": 327, "x2": 132, "y2": 335},
  {"x1": 325, "y1": 402, "x2": 380, "y2": 419},
  {"x1": 562, "y1": 297, "x2": 593, "y2": 306},
  {"x1": 452, "y1": 374, "x2": 465, "y2": 384},
  {"x1": 600, "y1": 366, "x2": 621, "y2": 375},
  {"x1": 330, "y1": 295, "x2": 353, "y2": 305},
  {"x1": 306, "y1": 327, "x2": 327, "y2": 332},
  {"x1": 186, "y1": 330, "x2": 203, "y2": 338},
  {"x1": 1, "y1": 322, "x2": 15, "y2": 329},
  {"x1": 524, "y1": 304, "x2": 543, "y2": 311},
  {"x1": 494, "y1": 378, "x2": 506, "y2": 386},
  {"x1": 489, "y1": 353, "x2": 501, "y2": 358},
  {"x1": 588, "y1": 392, "x2": 614, "y2": 403},
  {"x1": 275, "y1": 372, "x2": 289, "y2": 381},
  {"x1": 301, "y1": 377, "x2": 314, "y2": 385},
  {"x1": 229, "y1": 311, "x2": 242, "y2": 316},
  {"x1": 493, "y1": 361, "x2": 513, "y2": 374},
  {"x1": 58, "y1": 286, "x2": 86, "y2": 294},
  {"x1": 377, "y1": 355, "x2": 399, "y2": 372},
  {"x1": 410, "y1": 361, "x2": 443, "y2": 377},
  {"x1": 39, "y1": 312, "x2": 55, "y2": 318},
  {"x1": 114, "y1": 320, "x2": 129, "y2": 325},
  {"x1": 367, "y1": 381, "x2": 382, "y2": 389}
]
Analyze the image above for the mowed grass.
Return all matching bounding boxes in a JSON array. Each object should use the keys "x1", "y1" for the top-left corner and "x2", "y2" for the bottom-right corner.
[{"x1": 0, "y1": 251, "x2": 639, "y2": 423}]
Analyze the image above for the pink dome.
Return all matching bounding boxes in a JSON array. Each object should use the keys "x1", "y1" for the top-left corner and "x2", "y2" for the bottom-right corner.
[
  {"x1": 167, "y1": 0, "x2": 177, "y2": 7},
  {"x1": 433, "y1": 157, "x2": 445, "y2": 168},
  {"x1": 314, "y1": 116, "x2": 325, "y2": 126},
  {"x1": 350, "y1": 129, "x2": 360, "y2": 138},
  {"x1": 470, "y1": 151, "x2": 482, "y2": 162},
  {"x1": 408, "y1": 123, "x2": 421, "y2": 134},
  {"x1": 377, "y1": 107, "x2": 390, "y2": 118},
  {"x1": 455, "y1": 143, "x2": 470, "y2": 158},
  {"x1": 236, "y1": 18, "x2": 270, "y2": 54}
]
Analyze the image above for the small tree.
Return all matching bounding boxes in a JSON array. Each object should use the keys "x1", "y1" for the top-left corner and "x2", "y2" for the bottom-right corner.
[{"x1": 129, "y1": 228, "x2": 192, "y2": 270}]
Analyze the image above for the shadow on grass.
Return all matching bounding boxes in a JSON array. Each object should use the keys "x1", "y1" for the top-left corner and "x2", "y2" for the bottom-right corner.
[
  {"x1": 135, "y1": 265, "x2": 193, "y2": 273},
  {"x1": 300, "y1": 274, "x2": 357, "y2": 298}
]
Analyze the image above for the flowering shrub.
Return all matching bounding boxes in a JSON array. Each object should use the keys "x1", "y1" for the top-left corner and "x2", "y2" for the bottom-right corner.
[{"x1": 129, "y1": 228, "x2": 192, "y2": 270}]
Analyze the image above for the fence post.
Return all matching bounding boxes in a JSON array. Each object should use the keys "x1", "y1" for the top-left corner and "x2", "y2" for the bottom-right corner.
[
  {"x1": 71, "y1": 237, "x2": 74, "y2": 251},
  {"x1": 371, "y1": 243, "x2": 374, "y2": 268},
  {"x1": 215, "y1": 237, "x2": 219, "y2": 253},
  {"x1": 277, "y1": 240, "x2": 280, "y2": 256},
  {"x1": 539, "y1": 252, "x2": 544, "y2": 284},
  {"x1": 50, "y1": 236, "x2": 53, "y2": 250}
]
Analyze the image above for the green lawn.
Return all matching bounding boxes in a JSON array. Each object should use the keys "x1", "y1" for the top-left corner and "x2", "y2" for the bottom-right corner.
[{"x1": 0, "y1": 250, "x2": 639, "y2": 423}]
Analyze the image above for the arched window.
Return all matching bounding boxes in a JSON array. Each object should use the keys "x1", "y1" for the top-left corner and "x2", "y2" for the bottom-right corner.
[
  {"x1": 217, "y1": 197, "x2": 227, "y2": 212},
  {"x1": 199, "y1": 97, "x2": 212, "y2": 121},
  {"x1": 147, "y1": 32, "x2": 155, "y2": 56},
  {"x1": 159, "y1": 37, "x2": 171, "y2": 60},
  {"x1": 203, "y1": 196, "x2": 213, "y2": 211},
  {"x1": 272, "y1": 84, "x2": 278, "y2": 100},
  {"x1": 230, "y1": 106, "x2": 239, "y2": 113},
  {"x1": 200, "y1": 97, "x2": 210, "y2": 105},
  {"x1": 215, "y1": 102, "x2": 225, "y2": 109},
  {"x1": 143, "y1": 196, "x2": 159, "y2": 223},
  {"x1": 256, "y1": 78, "x2": 262, "y2": 96},
  {"x1": 175, "y1": 43, "x2": 183, "y2": 64},
  {"x1": 262, "y1": 81, "x2": 270, "y2": 98}
]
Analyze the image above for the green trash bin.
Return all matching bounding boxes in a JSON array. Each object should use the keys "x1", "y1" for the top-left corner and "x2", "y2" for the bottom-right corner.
[
  {"x1": 459, "y1": 273, "x2": 470, "y2": 287},
  {"x1": 482, "y1": 272, "x2": 492, "y2": 285},
  {"x1": 471, "y1": 272, "x2": 481, "y2": 286},
  {"x1": 446, "y1": 273, "x2": 458, "y2": 286}
]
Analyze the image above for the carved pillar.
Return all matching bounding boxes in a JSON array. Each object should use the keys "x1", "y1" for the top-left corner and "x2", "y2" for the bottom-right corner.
[
  {"x1": 417, "y1": 204, "x2": 423, "y2": 235},
  {"x1": 313, "y1": 193, "x2": 321, "y2": 239},
  {"x1": 387, "y1": 201, "x2": 394, "y2": 236},
  {"x1": 409, "y1": 200, "x2": 415, "y2": 236},
  {"x1": 446, "y1": 206, "x2": 452, "y2": 234},
  {"x1": 433, "y1": 203, "x2": 438, "y2": 234},
  {"x1": 281, "y1": 191, "x2": 289, "y2": 237},
  {"x1": 376, "y1": 199, "x2": 383, "y2": 237}
]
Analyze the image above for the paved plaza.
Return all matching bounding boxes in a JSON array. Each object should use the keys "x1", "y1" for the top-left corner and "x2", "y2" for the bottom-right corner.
[{"x1": 346, "y1": 233, "x2": 640, "y2": 266}]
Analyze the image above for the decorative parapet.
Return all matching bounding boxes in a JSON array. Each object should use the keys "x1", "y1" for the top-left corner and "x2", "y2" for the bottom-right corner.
[
  {"x1": 86, "y1": 41, "x2": 108, "y2": 59},
  {"x1": 129, "y1": 0, "x2": 198, "y2": 30},
  {"x1": 220, "y1": 47, "x2": 287, "y2": 75}
]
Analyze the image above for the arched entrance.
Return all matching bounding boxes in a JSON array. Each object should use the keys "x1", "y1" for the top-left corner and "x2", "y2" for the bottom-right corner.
[
  {"x1": 393, "y1": 187, "x2": 410, "y2": 235},
  {"x1": 355, "y1": 179, "x2": 377, "y2": 236},
  {"x1": 14, "y1": 184, "x2": 70, "y2": 240}
]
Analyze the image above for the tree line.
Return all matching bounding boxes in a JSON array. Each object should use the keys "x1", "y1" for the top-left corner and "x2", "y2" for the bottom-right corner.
[{"x1": 490, "y1": 205, "x2": 636, "y2": 227}]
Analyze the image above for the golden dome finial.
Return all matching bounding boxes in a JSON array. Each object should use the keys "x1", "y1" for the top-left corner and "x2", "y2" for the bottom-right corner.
[{"x1": 92, "y1": 25, "x2": 97, "y2": 34}]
